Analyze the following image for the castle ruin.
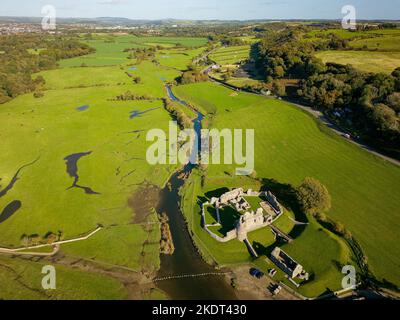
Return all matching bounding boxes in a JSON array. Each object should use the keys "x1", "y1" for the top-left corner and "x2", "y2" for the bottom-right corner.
[{"x1": 202, "y1": 188, "x2": 283, "y2": 244}]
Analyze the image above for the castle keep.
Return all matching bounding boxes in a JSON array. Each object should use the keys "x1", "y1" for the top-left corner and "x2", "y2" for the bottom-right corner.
[{"x1": 202, "y1": 188, "x2": 283, "y2": 243}]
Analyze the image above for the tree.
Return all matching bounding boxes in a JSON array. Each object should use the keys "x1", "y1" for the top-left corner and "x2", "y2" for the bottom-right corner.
[
  {"x1": 179, "y1": 69, "x2": 208, "y2": 84},
  {"x1": 33, "y1": 91, "x2": 44, "y2": 98},
  {"x1": 274, "y1": 65, "x2": 285, "y2": 78},
  {"x1": 392, "y1": 67, "x2": 400, "y2": 79},
  {"x1": 296, "y1": 177, "x2": 331, "y2": 215},
  {"x1": 386, "y1": 92, "x2": 400, "y2": 113},
  {"x1": 370, "y1": 104, "x2": 399, "y2": 133},
  {"x1": 20, "y1": 234, "x2": 29, "y2": 247},
  {"x1": 272, "y1": 81, "x2": 286, "y2": 97},
  {"x1": 45, "y1": 232, "x2": 57, "y2": 244},
  {"x1": 392, "y1": 68, "x2": 400, "y2": 91}
]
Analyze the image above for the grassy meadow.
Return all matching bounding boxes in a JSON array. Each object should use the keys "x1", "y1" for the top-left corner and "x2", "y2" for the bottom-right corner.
[
  {"x1": 315, "y1": 51, "x2": 400, "y2": 74},
  {"x1": 310, "y1": 28, "x2": 400, "y2": 74},
  {"x1": 156, "y1": 47, "x2": 205, "y2": 71},
  {"x1": 1, "y1": 29, "x2": 399, "y2": 300},
  {"x1": 210, "y1": 45, "x2": 251, "y2": 65},
  {"x1": 175, "y1": 82, "x2": 400, "y2": 292},
  {"x1": 0, "y1": 34, "x2": 205, "y2": 299},
  {"x1": 59, "y1": 34, "x2": 208, "y2": 67},
  {"x1": 0, "y1": 255, "x2": 128, "y2": 300}
]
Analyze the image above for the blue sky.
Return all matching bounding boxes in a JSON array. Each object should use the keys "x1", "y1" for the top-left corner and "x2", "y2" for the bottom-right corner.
[{"x1": 1, "y1": 0, "x2": 399, "y2": 20}]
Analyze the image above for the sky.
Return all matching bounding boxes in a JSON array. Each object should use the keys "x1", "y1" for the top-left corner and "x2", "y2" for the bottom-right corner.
[{"x1": 0, "y1": 0, "x2": 399, "y2": 20}]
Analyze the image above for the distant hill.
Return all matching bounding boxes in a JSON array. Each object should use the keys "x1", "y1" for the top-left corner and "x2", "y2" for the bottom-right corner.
[{"x1": 0, "y1": 16, "x2": 398, "y2": 27}]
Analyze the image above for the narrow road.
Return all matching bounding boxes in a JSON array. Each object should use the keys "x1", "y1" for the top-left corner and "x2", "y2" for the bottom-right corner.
[
  {"x1": 286, "y1": 100, "x2": 400, "y2": 167},
  {"x1": 0, "y1": 244, "x2": 60, "y2": 257},
  {"x1": 207, "y1": 74, "x2": 400, "y2": 167},
  {"x1": 0, "y1": 227, "x2": 102, "y2": 256}
]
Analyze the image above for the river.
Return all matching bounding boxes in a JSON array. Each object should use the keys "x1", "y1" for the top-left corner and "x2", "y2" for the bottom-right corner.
[{"x1": 154, "y1": 86, "x2": 237, "y2": 300}]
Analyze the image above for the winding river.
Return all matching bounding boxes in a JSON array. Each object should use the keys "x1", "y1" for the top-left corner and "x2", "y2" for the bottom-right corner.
[{"x1": 155, "y1": 86, "x2": 237, "y2": 300}]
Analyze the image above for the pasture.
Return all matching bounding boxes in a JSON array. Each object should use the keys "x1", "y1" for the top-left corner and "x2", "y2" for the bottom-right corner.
[
  {"x1": 349, "y1": 36, "x2": 400, "y2": 52},
  {"x1": 0, "y1": 34, "x2": 205, "y2": 298},
  {"x1": 0, "y1": 255, "x2": 128, "y2": 300},
  {"x1": 156, "y1": 47, "x2": 205, "y2": 71},
  {"x1": 181, "y1": 169, "x2": 353, "y2": 297},
  {"x1": 209, "y1": 46, "x2": 251, "y2": 65},
  {"x1": 175, "y1": 82, "x2": 400, "y2": 289},
  {"x1": 315, "y1": 51, "x2": 400, "y2": 74},
  {"x1": 59, "y1": 34, "x2": 208, "y2": 67},
  {"x1": 307, "y1": 28, "x2": 400, "y2": 73},
  {"x1": 306, "y1": 29, "x2": 369, "y2": 40}
]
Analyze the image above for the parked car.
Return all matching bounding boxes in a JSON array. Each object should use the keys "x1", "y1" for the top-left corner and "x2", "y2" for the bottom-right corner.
[
  {"x1": 250, "y1": 268, "x2": 264, "y2": 279},
  {"x1": 272, "y1": 285, "x2": 282, "y2": 296},
  {"x1": 268, "y1": 284, "x2": 282, "y2": 295}
]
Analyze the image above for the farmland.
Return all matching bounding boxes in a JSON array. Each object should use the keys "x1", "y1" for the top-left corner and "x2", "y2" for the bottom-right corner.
[
  {"x1": 0, "y1": 255, "x2": 129, "y2": 300},
  {"x1": 59, "y1": 35, "x2": 207, "y2": 67},
  {"x1": 0, "y1": 25, "x2": 399, "y2": 301},
  {"x1": 210, "y1": 45, "x2": 251, "y2": 65},
  {"x1": 175, "y1": 82, "x2": 400, "y2": 293},
  {"x1": 310, "y1": 28, "x2": 400, "y2": 74},
  {"x1": 0, "y1": 34, "x2": 203, "y2": 299},
  {"x1": 315, "y1": 51, "x2": 400, "y2": 74}
]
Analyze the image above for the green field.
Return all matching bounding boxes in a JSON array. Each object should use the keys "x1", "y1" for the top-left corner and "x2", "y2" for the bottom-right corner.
[
  {"x1": 210, "y1": 46, "x2": 251, "y2": 65},
  {"x1": 175, "y1": 82, "x2": 400, "y2": 291},
  {"x1": 181, "y1": 170, "x2": 353, "y2": 297},
  {"x1": 316, "y1": 51, "x2": 400, "y2": 74},
  {"x1": 306, "y1": 28, "x2": 400, "y2": 41},
  {"x1": 156, "y1": 47, "x2": 205, "y2": 71},
  {"x1": 59, "y1": 34, "x2": 208, "y2": 67},
  {"x1": 0, "y1": 255, "x2": 128, "y2": 300},
  {"x1": 350, "y1": 36, "x2": 400, "y2": 52},
  {"x1": 0, "y1": 35, "x2": 200, "y2": 299},
  {"x1": 1, "y1": 30, "x2": 399, "y2": 299},
  {"x1": 306, "y1": 29, "x2": 370, "y2": 40},
  {"x1": 0, "y1": 71, "x2": 177, "y2": 245},
  {"x1": 130, "y1": 36, "x2": 208, "y2": 48}
]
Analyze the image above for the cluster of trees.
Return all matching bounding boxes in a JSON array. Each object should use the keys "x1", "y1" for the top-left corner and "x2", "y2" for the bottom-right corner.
[
  {"x1": 125, "y1": 47, "x2": 156, "y2": 62},
  {"x1": 253, "y1": 30, "x2": 325, "y2": 81},
  {"x1": 41, "y1": 39, "x2": 94, "y2": 60},
  {"x1": 159, "y1": 213, "x2": 175, "y2": 255},
  {"x1": 20, "y1": 231, "x2": 64, "y2": 247},
  {"x1": 253, "y1": 29, "x2": 357, "y2": 82},
  {"x1": 220, "y1": 37, "x2": 246, "y2": 46},
  {"x1": 0, "y1": 34, "x2": 94, "y2": 104},
  {"x1": 111, "y1": 91, "x2": 159, "y2": 101},
  {"x1": 178, "y1": 67, "x2": 208, "y2": 84},
  {"x1": 298, "y1": 65, "x2": 400, "y2": 153},
  {"x1": 163, "y1": 98, "x2": 192, "y2": 128},
  {"x1": 313, "y1": 35, "x2": 349, "y2": 51},
  {"x1": 296, "y1": 177, "x2": 332, "y2": 216},
  {"x1": 254, "y1": 30, "x2": 400, "y2": 156},
  {"x1": 125, "y1": 72, "x2": 142, "y2": 84}
]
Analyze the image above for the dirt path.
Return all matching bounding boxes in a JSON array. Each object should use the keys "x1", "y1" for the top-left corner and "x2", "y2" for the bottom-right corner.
[{"x1": 0, "y1": 227, "x2": 102, "y2": 256}]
